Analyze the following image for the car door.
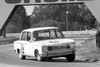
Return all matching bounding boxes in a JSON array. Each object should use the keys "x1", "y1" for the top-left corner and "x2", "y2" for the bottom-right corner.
[
  {"x1": 23, "y1": 32, "x2": 34, "y2": 56},
  {"x1": 19, "y1": 31, "x2": 27, "y2": 54}
]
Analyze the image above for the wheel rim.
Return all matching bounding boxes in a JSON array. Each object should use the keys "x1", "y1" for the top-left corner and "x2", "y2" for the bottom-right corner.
[
  {"x1": 37, "y1": 53, "x2": 41, "y2": 61},
  {"x1": 19, "y1": 52, "x2": 22, "y2": 58}
]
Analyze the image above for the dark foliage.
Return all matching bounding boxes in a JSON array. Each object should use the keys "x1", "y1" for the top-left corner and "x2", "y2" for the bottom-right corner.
[{"x1": 30, "y1": 4, "x2": 96, "y2": 31}]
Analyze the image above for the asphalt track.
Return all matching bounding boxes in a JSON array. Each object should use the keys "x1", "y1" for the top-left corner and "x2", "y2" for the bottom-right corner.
[{"x1": 0, "y1": 39, "x2": 100, "y2": 67}]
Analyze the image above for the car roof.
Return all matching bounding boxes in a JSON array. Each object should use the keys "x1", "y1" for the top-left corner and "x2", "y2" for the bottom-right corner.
[{"x1": 22, "y1": 27, "x2": 59, "y2": 33}]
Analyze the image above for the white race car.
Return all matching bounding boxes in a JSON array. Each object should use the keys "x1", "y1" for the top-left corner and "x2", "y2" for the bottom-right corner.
[{"x1": 13, "y1": 27, "x2": 76, "y2": 61}]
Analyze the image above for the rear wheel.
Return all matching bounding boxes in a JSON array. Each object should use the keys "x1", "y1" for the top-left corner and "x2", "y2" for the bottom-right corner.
[
  {"x1": 66, "y1": 53, "x2": 75, "y2": 62},
  {"x1": 19, "y1": 50, "x2": 26, "y2": 60}
]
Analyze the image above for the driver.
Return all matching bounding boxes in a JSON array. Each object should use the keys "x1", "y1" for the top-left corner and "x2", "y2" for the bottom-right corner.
[{"x1": 33, "y1": 32, "x2": 38, "y2": 41}]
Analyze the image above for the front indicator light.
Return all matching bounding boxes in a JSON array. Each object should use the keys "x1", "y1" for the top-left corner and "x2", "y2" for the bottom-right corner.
[{"x1": 42, "y1": 46, "x2": 48, "y2": 52}]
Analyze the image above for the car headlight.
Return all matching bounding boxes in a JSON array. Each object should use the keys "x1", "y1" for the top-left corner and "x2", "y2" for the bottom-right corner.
[{"x1": 48, "y1": 46, "x2": 52, "y2": 51}]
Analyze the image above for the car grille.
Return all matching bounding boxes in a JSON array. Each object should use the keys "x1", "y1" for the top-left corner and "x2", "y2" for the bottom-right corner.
[{"x1": 48, "y1": 44, "x2": 70, "y2": 51}]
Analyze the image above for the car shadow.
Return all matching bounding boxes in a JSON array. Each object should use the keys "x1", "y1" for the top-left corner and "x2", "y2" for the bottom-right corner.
[{"x1": 25, "y1": 57, "x2": 99, "y2": 63}]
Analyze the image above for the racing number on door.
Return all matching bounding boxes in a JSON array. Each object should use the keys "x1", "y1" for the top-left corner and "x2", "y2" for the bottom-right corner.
[{"x1": 21, "y1": 44, "x2": 24, "y2": 53}]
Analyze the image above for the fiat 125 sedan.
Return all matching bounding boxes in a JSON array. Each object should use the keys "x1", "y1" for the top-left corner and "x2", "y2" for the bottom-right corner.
[{"x1": 13, "y1": 27, "x2": 76, "y2": 61}]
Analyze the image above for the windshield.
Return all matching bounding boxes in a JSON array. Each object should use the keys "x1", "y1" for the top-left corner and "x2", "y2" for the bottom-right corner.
[{"x1": 33, "y1": 29, "x2": 64, "y2": 41}]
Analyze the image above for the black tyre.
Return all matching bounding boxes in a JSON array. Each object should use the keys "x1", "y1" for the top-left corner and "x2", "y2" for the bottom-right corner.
[
  {"x1": 66, "y1": 53, "x2": 75, "y2": 62},
  {"x1": 19, "y1": 50, "x2": 26, "y2": 60}
]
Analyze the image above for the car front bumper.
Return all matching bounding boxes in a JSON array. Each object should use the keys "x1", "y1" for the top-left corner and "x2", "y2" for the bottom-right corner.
[{"x1": 40, "y1": 50, "x2": 75, "y2": 57}]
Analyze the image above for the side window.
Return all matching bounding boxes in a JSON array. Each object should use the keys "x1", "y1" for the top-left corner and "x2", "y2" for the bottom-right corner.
[
  {"x1": 21, "y1": 32, "x2": 27, "y2": 41},
  {"x1": 38, "y1": 30, "x2": 49, "y2": 38},
  {"x1": 55, "y1": 29, "x2": 64, "y2": 38},
  {"x1": 27, "y1": 32, "x2": 31, "y2": 41}
]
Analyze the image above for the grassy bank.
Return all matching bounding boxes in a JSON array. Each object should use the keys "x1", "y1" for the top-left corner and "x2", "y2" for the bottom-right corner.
[{"x1": 76, "y1": 35, "x2": 100, "y2": 61}]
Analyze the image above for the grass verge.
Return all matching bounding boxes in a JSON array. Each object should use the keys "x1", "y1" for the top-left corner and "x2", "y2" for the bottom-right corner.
[{"x1": 0, "y1": 37, "x2": 18, "y2": 45}]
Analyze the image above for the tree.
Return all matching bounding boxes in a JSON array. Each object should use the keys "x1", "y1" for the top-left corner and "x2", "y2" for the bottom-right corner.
[
  {"x1": 30, "y1": 4, "x2": 96, "y2": 31},
  {"x1": 7, "y1": 6, "x2": 30, "y2": 33}
]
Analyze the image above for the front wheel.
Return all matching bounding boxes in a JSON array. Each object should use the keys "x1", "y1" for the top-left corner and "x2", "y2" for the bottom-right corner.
[
  {"x1": 19, "y1": 50, "x2": 26, "y2": 60},
  {"x1": 66, "y1": 53, "x2": 75, "y2": 62},
  {"x1": 35, "y1": 51, "x2": 44, "y2": 61}
]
